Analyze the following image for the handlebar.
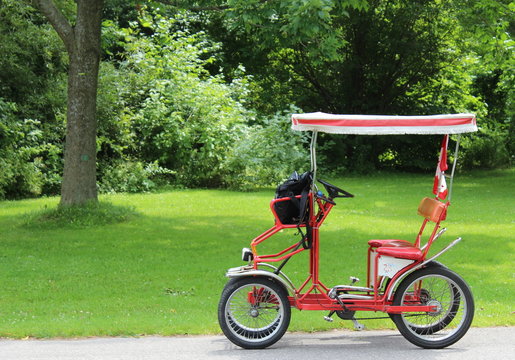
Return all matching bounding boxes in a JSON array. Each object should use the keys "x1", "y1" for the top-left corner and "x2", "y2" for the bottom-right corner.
[
  {"x1": 315, "y1": 191, "x2": 336, "y2": 205},
  {"x1": 317, "y1": 179, "x2": 354, "y2": 200}
]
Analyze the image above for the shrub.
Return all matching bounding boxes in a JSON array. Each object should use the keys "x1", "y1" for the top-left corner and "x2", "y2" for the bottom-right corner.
[
  {"x1": 222, "y1": 108, "x2": 309, "y2": 189},
  {"x1": 460, "y1": 125, "x2": 511, "y2": 169},
  {"x1": 0, "y1": 99, "x2": 44, "y2": 199},
  {"x1": 103, "y1": 11, "x2": 252, "y2": 188},
  {"x1": 98, "y1": 161, "x2": 175, "y2": 194}
]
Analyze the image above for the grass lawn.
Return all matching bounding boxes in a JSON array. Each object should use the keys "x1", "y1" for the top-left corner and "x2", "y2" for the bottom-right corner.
[{"x1": 0, "y1": 169, "x2": 513, "y2": 338}]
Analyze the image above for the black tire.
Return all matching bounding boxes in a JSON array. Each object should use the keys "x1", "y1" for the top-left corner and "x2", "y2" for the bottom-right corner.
[
  {"x1": 391, "y1": 266, "x2": 474, "y2": 349},
  {"x1": 218, "y1": 276, "x2": 291, "y2": 349}
]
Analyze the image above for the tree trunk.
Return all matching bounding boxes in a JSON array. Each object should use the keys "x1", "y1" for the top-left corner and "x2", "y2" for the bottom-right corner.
[
  {"x1": 60, "y1": 2, "x2": 103, "y2": 206},
  {"x1": 34, "y1": 0, "x2": 103, "y2": 206}
]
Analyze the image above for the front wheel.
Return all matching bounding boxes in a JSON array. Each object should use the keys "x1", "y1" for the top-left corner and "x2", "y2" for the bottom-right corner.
[
  {"x1": 218, "y1": 276, "x2": 291, "y2": 349},
  {"x1": 391, "y1": 266, "x2": 474, "y2": 349}
]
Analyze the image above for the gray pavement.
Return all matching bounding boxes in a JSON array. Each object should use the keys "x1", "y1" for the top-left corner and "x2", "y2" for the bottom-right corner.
[{"x1": 1, "y1": 327, "x2": 513, "y2": 360}]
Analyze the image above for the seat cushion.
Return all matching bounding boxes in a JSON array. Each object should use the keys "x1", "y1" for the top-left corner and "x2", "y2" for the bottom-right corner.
[
  {"x1": 368, "y1": 239, "x2": 413, "y2": 248},
  {"x1": 376, "y1": 245, "x2": 422, "y2": 260}
]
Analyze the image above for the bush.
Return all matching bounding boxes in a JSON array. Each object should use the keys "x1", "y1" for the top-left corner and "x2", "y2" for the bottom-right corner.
[
  {"x1": 99, "y1": 12, "x2": 253, "y2": 188},
  {"x1": 98, "y1": 161, "x2": 175, "y2": 194},
  {"x1": 222, "y1": 108, "x2": 309, "y2": 189},
  {"x1": 460, "y1": 125, "x2": 511, "y2": 169},
  {"x1": 0, "y1": 99, "x2": 44, "y2": 199}
]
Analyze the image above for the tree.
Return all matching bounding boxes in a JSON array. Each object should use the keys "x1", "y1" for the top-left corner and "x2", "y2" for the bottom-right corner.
[
  {"x1": 198, "y1": 0, "x2": 503, "y2": 171},
  {"x1": 33, "y1": 0, "x2": 103, "y2": 206}
]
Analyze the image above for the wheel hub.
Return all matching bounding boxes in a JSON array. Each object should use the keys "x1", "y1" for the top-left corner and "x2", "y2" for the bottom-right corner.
[
  {"x1": 249, "y1": 308, "x2": 260, "y2": 318},
  {"x1": 426, "y1": 299, "x2": 442, "y2": 316}
]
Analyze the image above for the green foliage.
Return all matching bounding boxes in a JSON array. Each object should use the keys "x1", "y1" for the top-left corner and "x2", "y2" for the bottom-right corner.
[
  {"x1": 119, "y1": 12, "x2": 250, "y2": 187},
  {"x1": 0, "y1": 99, "x2": 42, "y2": 199},
  {"x1": 0, "y1": 1, "x2": 512, "y2": 200},
  {"x1": 99, "y1": 161, "x2": 175, "y2": 193},
  {"x1": 204, "y1": 0, "x2": 513, "y2": 173},
  {"x1": 225, "y1": 0, "x2": 367, "y2": 58},
  {"x1": 460, "y1": 126, "x2": 511, "y2": 169},
  {"x1": 0, "y1": 1, "x2": 66, "y2": 199},
  {"x1": 0, "y1": 97, "x2": 64, "y2": 199},
  {"x1": 223, "y1": 108, "x2": 310, "y2": 189},
  {"x1": 96, "y1": 61, "x2": 136, "y2": 164},
  {"x1": 97, "y1": 10, "x2": 309, "y2": 189},
  {"x1": 454, "y1": 0, "x2": 514, "y2": 169},
  {"x1": 0, "y1": 1, "x2": 67, "y2": 119}
]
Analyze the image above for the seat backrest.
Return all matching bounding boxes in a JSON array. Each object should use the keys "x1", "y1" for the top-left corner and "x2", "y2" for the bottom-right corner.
[{"x1": 417, "y1": 197, "x2": 447, "y2": 223}]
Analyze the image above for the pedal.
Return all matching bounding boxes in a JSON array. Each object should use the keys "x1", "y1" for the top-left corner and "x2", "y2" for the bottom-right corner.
[
  {"x1": 324, "y1": 310, "x2": 335, "y2": 322},
  {"x1": 349, "y1": 276, "x2": 360, "y2": 285},
  {"x1": 351, "y1": 318, "x2": 365, "y2": 331}
]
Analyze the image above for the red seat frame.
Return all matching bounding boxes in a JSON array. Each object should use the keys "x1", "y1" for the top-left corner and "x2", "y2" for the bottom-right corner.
[{"x1": 367, "y1": 197, "x2": 449, "y2": 287}]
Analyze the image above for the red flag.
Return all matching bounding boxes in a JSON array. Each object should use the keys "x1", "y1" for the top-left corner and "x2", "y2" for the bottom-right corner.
[{"x1": 433, "y1": 135, "x2": 449, "y2": 200}]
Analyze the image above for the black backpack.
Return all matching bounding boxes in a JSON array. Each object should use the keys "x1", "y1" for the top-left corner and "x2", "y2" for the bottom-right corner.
[{"x1": 274, "y1": 171, "x2": 312, "y2": 225}]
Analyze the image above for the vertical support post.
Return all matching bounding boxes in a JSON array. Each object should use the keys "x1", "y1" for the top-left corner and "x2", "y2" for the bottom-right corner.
[
  {"x1": 310, "y1": 220, "x2": 317, "y2": 284},
  {"x1": 373, "y1": 254, "x2": 380, "y2": 301},
  {"x1": 309, "y1": 131, "x2": 318, "y2": 263},
  {"x1": 309, "y1": 131, "x2": 319, "y2": 288},
  {"x1": 310, "y1": 131, "x2": 318, "y2": 183},
  {"x1": 448, "y1": 134, "x2": 461, "y2": 202}
]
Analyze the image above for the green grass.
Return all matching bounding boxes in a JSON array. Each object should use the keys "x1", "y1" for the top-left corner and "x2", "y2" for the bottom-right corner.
[
  {"x1": 27, "y1": 200, "x2": 139, "y2": 228},
  {"x1": 0, "y1": 169, "x2": 513, "y2": 338}
]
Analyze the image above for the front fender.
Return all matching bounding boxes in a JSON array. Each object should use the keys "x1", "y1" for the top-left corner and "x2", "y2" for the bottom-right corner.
[{"x1": 226, "y1": 266, "x2": 296, "y2": 295}]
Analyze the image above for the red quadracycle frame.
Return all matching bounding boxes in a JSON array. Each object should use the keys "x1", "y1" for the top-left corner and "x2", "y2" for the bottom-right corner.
[{"x1": 218, "y1": 113, "x2": 477, "y2": 350}]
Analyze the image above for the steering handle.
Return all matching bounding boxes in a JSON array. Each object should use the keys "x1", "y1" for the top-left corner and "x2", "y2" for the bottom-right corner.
[
  {"x1": 315, "y1": 191, "x2": 336, "y2": 205},
  {"x1": 318, "y1": 179, "x2": 354, "y2": 199}
]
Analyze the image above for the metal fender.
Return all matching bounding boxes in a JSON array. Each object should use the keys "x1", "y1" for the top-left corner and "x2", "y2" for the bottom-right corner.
[
  {"x1": 386, "y1": 260, "x2": 447, "y2": 301},
  {"x1": 225, "y1": 265, "x2": 296, "y2": 295},
  {"x1": 386, "y1": 237, "x2": 461, "y2": 301}
]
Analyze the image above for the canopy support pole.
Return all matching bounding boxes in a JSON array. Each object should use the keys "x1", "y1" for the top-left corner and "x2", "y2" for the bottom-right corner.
[
  {"x1": 310, "y1": 131, "x2": 318, "y2": 214},
  {"x1": 310, "y1": 131, "x2": 318, "y2": 184},
  {"x1": 447, "y1": 134, "x2": 461, "y2": 202}
]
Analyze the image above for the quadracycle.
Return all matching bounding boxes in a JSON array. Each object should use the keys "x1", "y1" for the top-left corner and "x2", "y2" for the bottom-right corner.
[{"x1": 218, "y1": 112, "x2": 477, "y2": 349}]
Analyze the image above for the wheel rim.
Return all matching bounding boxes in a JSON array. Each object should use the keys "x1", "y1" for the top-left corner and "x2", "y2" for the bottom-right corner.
[
  {"x1": 399, "y1": 274, "x2": 467, "y2": 341},
  {"x1": 224, "y1": 283, "x2": 285, "y2": 343}
]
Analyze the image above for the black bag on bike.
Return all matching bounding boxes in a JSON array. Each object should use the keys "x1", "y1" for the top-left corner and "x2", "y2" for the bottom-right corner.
[{"x1": 274, "y1": 171, "x2": 312, "y2": 225}]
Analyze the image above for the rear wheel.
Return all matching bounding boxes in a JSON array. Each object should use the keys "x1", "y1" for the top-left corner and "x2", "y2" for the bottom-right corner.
[
  {"x1": 218, "y1": 277, "x2": 291, "y2": 349},
  {"x1": 391, "y1": 266, "x2": 474, "y2": 349}
]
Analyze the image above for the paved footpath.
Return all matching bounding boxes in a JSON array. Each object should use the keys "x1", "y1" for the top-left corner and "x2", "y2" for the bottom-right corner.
[{"x1": 1, "y1": 327, "x2": 513, "y2": 360}]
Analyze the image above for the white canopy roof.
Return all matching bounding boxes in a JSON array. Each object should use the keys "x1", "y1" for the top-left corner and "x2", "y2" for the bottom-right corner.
[{"x1": 291, "y1": 112, "x2": 477, "y2": 135}]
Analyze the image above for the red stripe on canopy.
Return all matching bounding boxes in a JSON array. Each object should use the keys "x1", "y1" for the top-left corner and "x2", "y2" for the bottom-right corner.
[
  {"x1": 294, "y1": 117, "x2": 474, "y2": 127},
  {"x1": 291, "y1": 113, "x2": 477, "y2": 135}
]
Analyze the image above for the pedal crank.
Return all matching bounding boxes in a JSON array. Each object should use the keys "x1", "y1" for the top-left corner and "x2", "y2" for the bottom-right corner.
[{"x1": 351, "y1": 317, "x2": 365, "y2": 331}]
